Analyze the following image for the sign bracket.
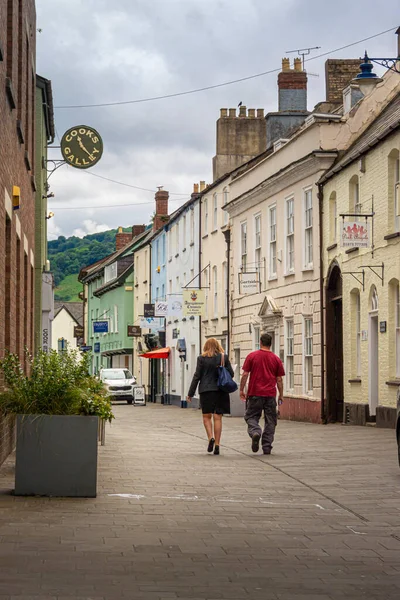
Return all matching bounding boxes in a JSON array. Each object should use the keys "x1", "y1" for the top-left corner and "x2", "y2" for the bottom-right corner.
[
  {"x1": 359, "y1": 263, "x2": 384, "y2": 286},
  {"x1": 183, "y1": 262, "x2": 210, "y2": 289},
  {"x1": 341, "y1": 269, "x2": 365, "y2": 291}
]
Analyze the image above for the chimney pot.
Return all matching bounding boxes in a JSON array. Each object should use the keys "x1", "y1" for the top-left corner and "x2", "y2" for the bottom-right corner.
[
  {"x1": 239, "y1": 105, "x2": 247, "y2": 117},
  {"x1": 229, "y1": 108, "x2": 236, "y2": 117},
  {"x1": 200, "y1": 181, "x2": 206, "y2": 192},
  {"x1": 294, "y1": 58, "x2": 302, "y2": 72},
  {"x1": 257, "y1": 108, "x2": 264, "y2": 118},
  {"x1": 193, "y1": 183, "x2": 199, "y2": 193},
  {"x1": 248, "y1": 108, "x2": 255, "y2": 118},
  {"x1": 220, "y1": 108, "x2": 228, "y2": 117},
  {"x1": 282, "y1": 57, "x2": 290, "y2": 71}
]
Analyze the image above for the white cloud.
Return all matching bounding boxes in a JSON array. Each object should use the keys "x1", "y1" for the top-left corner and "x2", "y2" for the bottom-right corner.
[{"x1": 72, "y1": 220, "x2": 111, "y2": 238}]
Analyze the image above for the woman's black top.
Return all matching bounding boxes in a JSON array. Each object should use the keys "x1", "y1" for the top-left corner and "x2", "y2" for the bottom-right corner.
[{"x1": 187, "y1": 354, "x2": 234, "y2": 398}]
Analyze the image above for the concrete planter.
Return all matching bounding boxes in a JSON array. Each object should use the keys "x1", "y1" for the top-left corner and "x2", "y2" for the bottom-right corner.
[{"x1": 15, "y1": 414, "x2": 99, "y2": 497}]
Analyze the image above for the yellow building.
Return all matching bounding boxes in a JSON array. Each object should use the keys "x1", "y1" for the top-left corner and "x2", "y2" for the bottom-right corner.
[{"x1": 321, "y1": 84, "x2": 400, "y2": 427}]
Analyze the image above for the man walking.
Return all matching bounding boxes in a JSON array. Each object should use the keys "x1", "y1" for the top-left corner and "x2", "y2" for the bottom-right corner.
[{"x1": 240, "y1": 333, "x2": 285, "y2": 455}]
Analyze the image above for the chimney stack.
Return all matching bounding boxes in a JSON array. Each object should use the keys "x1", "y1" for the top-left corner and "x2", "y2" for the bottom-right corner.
[
  {"x1": 132, "y1": 224, "x2": 146, "y2": 237},
  {"x1": 153, "y1": 188, "x2": 169, "y2": 231},
  {"x1": 199, "y1": 181, "x2": 206, "y2": 192},
  {"x1": 116, "y1": 226, "x2": 133, "y2": 251},
  {"x1": 277, "y1": 58, "x2": 307, "y2": 112},
  {"x1": 325, "y1": 59, "x2": 364, "y2": 104},
  {"x1": 193, "y1": 183, "x2": 199, "y2": 194}
]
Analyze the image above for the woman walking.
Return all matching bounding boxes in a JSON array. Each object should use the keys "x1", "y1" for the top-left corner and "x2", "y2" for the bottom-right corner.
[{"x1": 187, "y1": 338, "x2": 234, "y2": 455}]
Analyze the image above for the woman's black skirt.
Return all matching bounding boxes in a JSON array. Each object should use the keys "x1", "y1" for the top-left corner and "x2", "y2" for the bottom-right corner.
[{"x1": 200, "y1": 390, "x2": 231, "y2": 415}]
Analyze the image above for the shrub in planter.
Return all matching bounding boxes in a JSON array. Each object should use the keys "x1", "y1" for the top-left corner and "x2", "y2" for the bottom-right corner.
[{"x1": 0, "y1": 349, "x2": 114, "y2": 497}]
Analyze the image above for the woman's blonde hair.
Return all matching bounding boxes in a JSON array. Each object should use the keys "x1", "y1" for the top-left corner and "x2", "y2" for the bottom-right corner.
[{"x1": 202, "y1": 338, "x2": 224, "y2": 357}]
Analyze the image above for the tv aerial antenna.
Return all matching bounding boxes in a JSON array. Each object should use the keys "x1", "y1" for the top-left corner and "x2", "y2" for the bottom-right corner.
[{"x1": 286, "y1": 46, "x2": 321, "y2": 76}]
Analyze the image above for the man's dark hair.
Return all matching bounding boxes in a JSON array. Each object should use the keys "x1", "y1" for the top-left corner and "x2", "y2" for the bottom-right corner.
[{"x1": 260, "y1": 333, "x2": 272, "y2": 348}]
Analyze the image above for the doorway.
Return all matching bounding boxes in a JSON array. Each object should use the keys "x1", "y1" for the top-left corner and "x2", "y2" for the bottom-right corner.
[
  {"x1": 326, "y1": 264, "x2": 344, "y2": 422},
  {"x1": 368, "y1": 287, "x2": 379, "y2": 416}
]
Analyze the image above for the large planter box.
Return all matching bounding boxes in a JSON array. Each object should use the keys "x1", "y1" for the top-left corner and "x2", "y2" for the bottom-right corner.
[{"x1": 15, "y1": 414, "x2": 99, "y2": 497}]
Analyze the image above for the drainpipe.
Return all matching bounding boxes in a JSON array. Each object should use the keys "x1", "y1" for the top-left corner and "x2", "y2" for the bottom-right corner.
[
  {"x1": 318, "y1": 183, "x2": 326, "y2": 424},
  {"x1": 222, "y1": 228, "x2": 231, "y2": 356}
]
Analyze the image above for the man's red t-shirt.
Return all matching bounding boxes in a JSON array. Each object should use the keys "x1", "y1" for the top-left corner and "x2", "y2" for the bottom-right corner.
[{"x1": 242, "y1": 349, "x2": 285, "y2": 397}]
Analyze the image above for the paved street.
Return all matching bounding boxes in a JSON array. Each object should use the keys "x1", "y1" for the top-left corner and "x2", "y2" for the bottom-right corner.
[{"x1": 1, "y1": 404, "x2": 400, "y2": 599}]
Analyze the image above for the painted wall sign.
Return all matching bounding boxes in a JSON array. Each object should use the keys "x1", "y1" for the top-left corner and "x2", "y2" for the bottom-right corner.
[
  {"x1": 341, "y1": 221, "x2": 370, "y2": 248},
  {"x1": 239, "y1": 272, "x2": 260, "y2": 295},
  {"x1": 61, "y1": 125, "x2": 103, "y2": 169},
  {"x1": 183, "y1": 289, "x2": 205, "y2": 317},
  {"x1": 93, "y1": 321, "x2": 108, "y2": 333}
]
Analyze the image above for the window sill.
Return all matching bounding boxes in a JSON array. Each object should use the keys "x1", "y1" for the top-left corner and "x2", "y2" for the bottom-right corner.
[
  {"x1": 386, "y1": 380, "x2": 400, "y2": 387},
  {"x1": 268, "y1": 276, "x2": 278, "y2": 282},
  {"x1": 284, "y1": 271, "x2": 295, "y2": 278},
  {"x1": 384, "y1": 232, "x2": 400, "y2": 241},
  {"x1": 221, "y1": 315, "x2": 228, "y2": 320},
  {"x1": 202, "y1": 319, "x2": 209, "y2": 324},
  {"x1": 16, "y1": 120, "x2": 24, "y2": 144},
  {"x1": 302, "y1": 266, "x2": 313, "y2": 272},
  {"x1": 143, "y1": 280, "x2": 148, "y2": 284},
  {"x1": 348, "y1": 378, "x2": 362, "y2": 384},
  {"x1": 168, "y1": 258, "x2": 172, "y2": 263},
  {"x1": 5, "y1": 77, "x2": 16, "y2": 110},
  {"x1": 327, "y1": 243, "x2": 338, "y2": 251},
  {"x1": 190, "y1": 242, "x2": 195, "y2": 247},
  {"x1": 24, "y1": 151, "x2": 31, "y2": 172},
  {"x1": 345, "y1": 247, "x2": 359, "y2": 254},
  {"x1": 210, "y1": 318, "x2": 218, "y2": 322},
  {"x1": 182, "y1": 248, "x2": 186, "y2": 253},
  {"x1": 202, "y1": 234, "x2": 208, "y2": 239},
  {"x1": 211, "y1": 229, "x2": 218, "y2": 235},
  {"x1": 175, "y1": 253, "x2": 179, "y2": 258}
]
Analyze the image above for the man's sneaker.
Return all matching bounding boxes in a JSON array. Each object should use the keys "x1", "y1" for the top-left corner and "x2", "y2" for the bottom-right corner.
[{"x1": 251, "y1": 433, "x2": 261, "y2": 453}]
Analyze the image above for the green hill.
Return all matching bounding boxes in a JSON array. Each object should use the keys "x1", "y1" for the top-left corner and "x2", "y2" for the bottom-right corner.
[{"x1": 49, "y1": 228, "x2": 125, "y2": 301}]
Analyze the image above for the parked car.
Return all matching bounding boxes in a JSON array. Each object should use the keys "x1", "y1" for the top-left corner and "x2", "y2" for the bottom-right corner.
[
  {"x1": 397, "y1": 386, "x2": 400, "y2": 465},
  {"x1": 99, "y1": 368, "x2": 136, "y2": 404}
]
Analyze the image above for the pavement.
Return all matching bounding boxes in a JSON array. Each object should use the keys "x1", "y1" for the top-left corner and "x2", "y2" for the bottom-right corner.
[{"x1": 0, "y1": 404, "x2": 400, "y2": 600}]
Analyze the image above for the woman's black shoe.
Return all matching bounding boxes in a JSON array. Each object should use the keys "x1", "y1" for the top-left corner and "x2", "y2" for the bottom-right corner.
[
  {"x1": 207, "y1": 438, "x2": 215, "y2": 453},
  {"x1": 213, "y1": 445, "x2": 220, "y2": 455}
]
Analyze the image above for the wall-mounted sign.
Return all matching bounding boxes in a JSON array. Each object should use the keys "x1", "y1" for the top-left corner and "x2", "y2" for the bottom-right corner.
[
  {"x1": 341, "y1": 221, "x2": 370, "y2": 248},
  {"x1": 172, "y1": 328, "x2": 179, "y2": 339},
  {"x1": 93, "y1": 321, "x2": 108, "y2": 333},
  {"x1": 127, "y1": 325, "x2": 141, "y2": 337},
  {"x1": 80, "y1": 345, "x2": 92, "y2": 352},
  {"x1": 361, "y1": 330, "x2": 368, "y2": 341},
  {"x1": 155, "y1": 301, "x2": 168, "y2": 317},
  {"x1": 239, "y1": 272, "x2": 260, "y2": 295},
  {"x1": 380, "y1": 321, "x2": 387, "y2": 333},
  {"x1": 61, "y1": 125, "x2": 103, "y2": 169},
  {"x1": 183, "y1": 289, "x2": 205, "y2": 317},
  {"x1": 168, "y1": 296, "x2": 182, "y2": 318},
  {"x1": 94, "y1": 342, "x2": 100, "y2": 353},
  {"x1": 74, "y1": 325, "x2": 84, "y2": 338},
  {"x1": 144, "y1": 303, "x2": 155, "y2": 318}
]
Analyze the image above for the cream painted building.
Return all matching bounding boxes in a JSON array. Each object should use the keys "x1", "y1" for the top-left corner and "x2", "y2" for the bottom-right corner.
[
  {"x1": 51, "y1": 302, "x2": 83, "y2": 351},
  {"x1": 132, "y1": 232, "x2": 152, "y2": 395},
  {"x1": 320, "y1": 81, "x2": 400, "y2": 426}
]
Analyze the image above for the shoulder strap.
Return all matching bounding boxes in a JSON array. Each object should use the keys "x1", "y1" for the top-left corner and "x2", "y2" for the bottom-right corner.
[{"x1": 220, "y1": 353, "x2": 224, "y2": 367}]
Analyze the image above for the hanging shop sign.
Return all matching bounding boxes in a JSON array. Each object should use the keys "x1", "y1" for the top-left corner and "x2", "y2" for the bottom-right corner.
[
  {"x1": 93, "y1": 321, "x2": 108, "y2": 333},
  {"x1": 154, "y1": 301, "x2": 168, "y2": 318},
  {"x1": 60, "y1": 125, "x2": 103, "y2": 169},
  {"x1": 94, "y1": 342, "x2": 100, "y2": 353},
  {"x1": 239, "y1": 272, "x2": 260, "y2": 295},
  {"x1": 127, "y1": 325, "x2": 141, "y2": 337},
  {"x1": 341, "y1": 221, "x2": 370, "y2": 248},
  {"x1": 74, "y1": 325, "x2": 84, "y2": 338},
  {"x1": 80, "y1": 345, "x2": 92, "y2": 352},
  {"x1": 144, "y1": 303, "x2": 155, "y2": 318},
  {"x1": 139, "y1": 317, "x2": 165, "y2": 332},
  {"x1": 167, "y1": 296, "x2": 183, "y2": 318},
  {"x1": 182, "y1": 289, "x2": 205, "y2": 317}
]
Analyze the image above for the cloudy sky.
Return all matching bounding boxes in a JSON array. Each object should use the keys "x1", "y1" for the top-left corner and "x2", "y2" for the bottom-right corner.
[{"x1": 36, "y1": 0, "x2": 399, "y2": 239}]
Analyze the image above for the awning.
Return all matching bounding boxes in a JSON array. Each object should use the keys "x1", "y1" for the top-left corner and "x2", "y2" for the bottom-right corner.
[{"x1": 140, "y1": 347, "x2": 170, "y2": 359}]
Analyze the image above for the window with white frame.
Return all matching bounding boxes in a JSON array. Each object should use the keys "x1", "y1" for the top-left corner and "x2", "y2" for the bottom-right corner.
[
  {"x1": 204, "y1": 198, "x2": 208, "y2": 234},
  {"x1": 175, "y1": 223, "x2": 179, "y2": 252},
  {"x1": 241, "y1": 222, "x2": 247, "y2": 271},
  {"x1": 304, "y1": 318, "x2": 313, "y2": 393},
  {"x1": 213, "y1": 266, "x2": 218, "y2": 317},
  {"x1": 162, "y1": 234, "x2": 166, "y2": 263},
  {"x1": 254, "y1": 326, "x2": 260, "y2": 350},
  {"x1": 286, "y1": 320, "x2": 294, "y2": 390},
  {"x1": 329, "y1": 192, "x2": 337, "y2": 243},
  {"x1": 156, "y1": 287, "x2": 159, "y2": 301},
  {"x1": 395, "y1": 158, "x2": 400, "y2": 232},
  {"x1": 269, "y1": 205, "x2": 277, "y2": 277},
  {"x1": 204, "y1": 267, "x2": 209, "y2": 304},
  {"x1": 254, "y1": 214, "x2": 261, "y2": 267},
  {"x1": 161, "y1": 283, "x2": 165, "y2": 300},
  {"x1": 213, "y1": 193, "x2": 218, "y2": 230},
  {"x1": 176, "y1": 276, "x2": 180, "y2": 293},
  {"x1": 223, "y1": 261, "x2": 228, "y2": 316},
  {"x1": 169, "y1": 279, "x2": 172, "y2": 294},
  {"x1": 223, "y1": 188, "x2": 229, "y2": 224},
  {"x1": 114, "y1": 305, "x2": 118, "y2": 333},
  {"x1": 286, "y1": 197, "x2": 294, "y2": 273},
  {"x1": 350, "y1": 176, "x2": 361, "y2": 220},
  {"x1": 156, "y1": 239, "x2": 160, "y2": 265},
  {"x1": 190, "y1": 209, "x2": 194, "y2": 243},
  {"x1": 304, "y1": 189, "x2": 313, "y2": 267},
  {"x1": 182, "y1": 215, "x2": 186, "y2": 248},
  {"x1": 396, "y1": 284, "x2": 400, "y2": 377}
]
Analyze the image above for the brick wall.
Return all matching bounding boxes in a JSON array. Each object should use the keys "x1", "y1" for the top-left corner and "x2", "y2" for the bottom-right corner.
[
  {"x1": 0, "y1": 0, "x2": 37, "y2": 465},
  {"x1": 154, "y1": 190, "x2": 169, "y2": 231},
  {"x1": 325, "y1": 59, "x2": 361, "y2": 104}
]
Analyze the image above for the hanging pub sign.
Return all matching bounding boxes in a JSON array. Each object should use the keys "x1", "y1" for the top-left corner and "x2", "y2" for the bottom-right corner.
[
  {"x1": 93, "y1": 321, "x2": 108, "y2": 333},
  {"x1": 74, "y1": 325, "x2": 84, "y2": 338},
  {"x1": 154, "y1": 301, "x2": 168, "y2": 318},
  {"x1": 182, "y1": 289, "x2": 205, "y2": 317},
  {"x1": 239, "y1": 272, "x2": 260, "y2": 295},
  {"x1": 341, "y1": 221, "x2": 370, "y2": 248},
  {"x1": 60, "y1": 126, "x2": 103, "y2": 169},
  {"x1": 144, "y1": 303, "x2": 155, "y2": 318},
  {"x1": 167, "y1": 296, "x2": 183, "y2": 318},
  {"x1": 127, "y1": 325, "x2": 141, "y2": 337}
]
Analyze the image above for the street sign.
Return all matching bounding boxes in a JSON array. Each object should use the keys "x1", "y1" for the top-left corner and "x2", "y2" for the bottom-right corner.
[
  {"x1": 144, "y1": 303, "x2": 155, "y2": 318},
  {"x1": 127, "y1": 325, "x2": 141, "y2": 337},
  {"x1": 74, "y1": 325, "x2": 84, "y2": 338},
  {"x1": 93, "y1": 321, "x2": 108, "y2": 333},
  {"x1": 94, "y1": 342, "x2": 100, "y2": 353},
  {"x1": 80, "y1": 345, "x2": 92, "y2": 352},
  {"x1": 154, "y1": 301, "x2": 168, "y2": 317}
]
